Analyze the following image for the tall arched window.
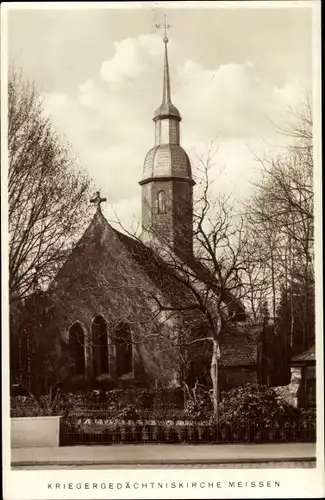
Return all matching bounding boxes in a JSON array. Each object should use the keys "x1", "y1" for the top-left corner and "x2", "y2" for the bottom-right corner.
[
  {"x1": 157, "y1": 190, "x2": 166, "y2": 214},
  {"x1": 92, "y1": 316, "x2": 109, "y2": 377},
  {"x1": 115, "y1": 323, "x2": 133, "y2": 377},
  {"x1": 69, "y1": 322, "x2": 85, "y2": 375}
]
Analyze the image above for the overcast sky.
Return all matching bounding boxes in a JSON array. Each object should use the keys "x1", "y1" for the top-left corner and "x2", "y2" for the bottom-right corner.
[{"x1": 8, "y1": 3, "x2": 313, "y2": 231}]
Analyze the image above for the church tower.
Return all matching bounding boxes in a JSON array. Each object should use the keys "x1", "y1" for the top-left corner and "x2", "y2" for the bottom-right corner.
[{"x1": 139, "y1": 29, "x2": 195, "y2": 260}]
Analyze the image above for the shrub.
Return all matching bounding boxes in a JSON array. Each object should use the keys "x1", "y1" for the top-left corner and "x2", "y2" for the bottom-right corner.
[
  {"x1": 107, "y1": 387, "x2": 184, "y2": 410},
  {"x1": 11, "y1": 387, "x2": 185, "y2": 415},
  {"x1": 184, "y1": 398, "x2": 212, "y2": 421},
  {"x1": 63, "y1": 414, "x2": 86, "y2": 433},
  {"x1": 297, "y1": 407, "x2": 316, "y2": 429},
  {"x1": 116, "y1": 404, "x2": 139, "y2": 422},
  {"x1": 183, "y1": 385, "x2": 212, "y2": 421},
  {"x1": 219, "y1": 383, "x2": 305, "y2": 428},
  {"x1": 10, "y1": 394, "x2": 65, "y2": 416},
  {"x1": 10, "y1": 396, "x2": 43, "y2": 417}
]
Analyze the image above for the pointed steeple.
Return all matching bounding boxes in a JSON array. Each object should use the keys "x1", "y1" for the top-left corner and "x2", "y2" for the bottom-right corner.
[
  {"x1": 162, "y1": 39, "x2": 171, "y2": 104},
  {"x1": 153, "y1": 25, "x2": 181, "y2": 122},
  {"x1": 140, "y1": 15, "x2": 194, "y2": 259}
]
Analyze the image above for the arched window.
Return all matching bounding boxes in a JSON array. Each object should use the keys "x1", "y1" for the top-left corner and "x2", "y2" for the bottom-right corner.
[
  {"x1": 92, "y1": 316, "x2": 109, "y2": 377},
  {"x1": 69, "y1": 322, "x2": 85, "y2": 375},
  {"x1": 115, "y1": 323, "x2": 133, "y2": 377},
  {"x1": 157, "y1": 190, "x2": 166, "y2": 214}
]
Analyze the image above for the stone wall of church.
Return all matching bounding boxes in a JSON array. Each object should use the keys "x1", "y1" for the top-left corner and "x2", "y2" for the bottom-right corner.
[
  {"x1": 56, "y1": 308, "x2": 178, "y2": 392},
  {"x1": 172, "y1": 180, "x2": 193, "y2": 258},
  {"x1": 220, "y1": 366, "x2": 258, "y2": 392},
  {"x1": 52, "y1": 295, "x2": 180, "y2": 391},
  {"x1": 142, "y1": 179, "x2": 193, "y2": 258},
  {"x1": 148, "y1": 179, "x2": 174, "y2": 245},
  {"x1": 44, "y1": 213, "x2": 182, "y2": 392}
]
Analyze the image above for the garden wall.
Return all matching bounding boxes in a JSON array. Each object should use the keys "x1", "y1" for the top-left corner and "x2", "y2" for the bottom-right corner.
[
  {"x1": 274, "y1": 366, "x2": 301, "y2": 407},
  {"x1": 11, "y1": 416, "x2": 62, "y2": 448}
]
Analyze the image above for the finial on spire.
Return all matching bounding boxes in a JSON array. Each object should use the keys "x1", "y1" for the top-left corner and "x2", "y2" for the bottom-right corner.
[
  {"x1": 155, "y1": 13, "x2": 171, "y2": 44},
  {"x1": 90, "y1": 190, "x2": 107, "y2": 213}
]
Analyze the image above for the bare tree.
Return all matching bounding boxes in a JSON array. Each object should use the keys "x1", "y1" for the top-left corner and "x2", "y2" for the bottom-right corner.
[
  {"x1": 13, "y1": 135, "x2": 265, "y2": 419},
  {"x1": 104, "y1": 145, "x2": 267, "y2": 423},
  {"x1": 8, "y1": 70, "x2": 92, "y2": 303},
  {"x1": 10, "y1": 290, "x2": 75, "y2": 400},
  {"x1": 246, "y1": 93, "x2": 314, "y2": 355}
]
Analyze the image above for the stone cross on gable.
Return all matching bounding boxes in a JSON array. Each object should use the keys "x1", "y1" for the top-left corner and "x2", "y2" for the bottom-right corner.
[
  {"x1": 90, "y1": 190, "x2": 107, "y2": 212},
  {"x1": 155, "y1": 13, "x2": 171, "y2": 43}
]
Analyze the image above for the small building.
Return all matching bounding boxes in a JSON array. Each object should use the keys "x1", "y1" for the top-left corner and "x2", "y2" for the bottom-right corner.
[
  {"x1": 274, "y1": 345, "x2": 316, "y2": 408},
  {"x1": 291, "y1": 345, "x2": 316, "y2": 408}
]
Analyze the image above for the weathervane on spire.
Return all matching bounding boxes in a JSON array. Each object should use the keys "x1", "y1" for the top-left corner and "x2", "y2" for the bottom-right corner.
[
  {"x1": 90, "y1": 190, "x2": 106, "y2": 213},
  {"x1": 155, "y1": 13, "x2": 171, "y2": 44}
]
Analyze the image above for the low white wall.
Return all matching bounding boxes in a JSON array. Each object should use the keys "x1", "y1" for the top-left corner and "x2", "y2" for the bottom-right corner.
[
  {"x1": 11, "y1": 416, "x2": 62, "y2": 448},
  {"x1": 274, "y1": 366, "x2": 302, "y2": 407}
]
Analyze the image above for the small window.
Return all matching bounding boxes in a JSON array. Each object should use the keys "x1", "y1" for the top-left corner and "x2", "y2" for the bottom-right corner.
[{"x1": 157, "y1": 190, "x2": 166, "y2": 214}]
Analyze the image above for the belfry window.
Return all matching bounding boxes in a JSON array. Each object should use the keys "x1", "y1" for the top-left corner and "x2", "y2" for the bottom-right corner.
[{"x1": 157, "y1": 190, "x2": 166, "y2": 214}]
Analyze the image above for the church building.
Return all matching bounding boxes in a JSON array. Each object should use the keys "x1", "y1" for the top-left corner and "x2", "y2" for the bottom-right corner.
[{"x1": 10, "y1": 33, "x2": 261, "y2": 395}]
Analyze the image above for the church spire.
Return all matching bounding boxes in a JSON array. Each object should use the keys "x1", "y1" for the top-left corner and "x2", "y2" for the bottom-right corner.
[
  {"x1": 140, "y1": 15, "x2": 194, "y2": 259},
  {"x1": 162, "y1": 37, "x2": 171, "y2": 105},
  {"x1": 153, "y1": 15, "x2": 181, "y2": 123}
]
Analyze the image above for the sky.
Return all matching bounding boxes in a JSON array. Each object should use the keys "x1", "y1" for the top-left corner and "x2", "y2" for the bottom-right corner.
[{"x1": 8, "y1": 3, "x2": 313, "y2": 232}]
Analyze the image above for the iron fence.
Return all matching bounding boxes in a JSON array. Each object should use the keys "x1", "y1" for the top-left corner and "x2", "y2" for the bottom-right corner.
[
  {"x1": 11, "y1": 403, "x2": 316, "y2": 446},
  {"x1": 60, "y1": 412, "x2": 316, "y2": 446}
]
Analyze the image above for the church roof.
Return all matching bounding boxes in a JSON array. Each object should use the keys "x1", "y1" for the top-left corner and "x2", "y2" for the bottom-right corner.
[
  {"x1": 112, "y1": 228, "x2": 252, "y2": 366},
  {"x1": 116, "y1": 236, "x2": 254, "y2": 368},
  {"x1": 220, "y1": 330, "x2": 258, "y2": 367},
  {"x1": 12, "y1": 208, "x2": 256, "y2": 370},
  {"x1": 142, "y1": 144, "x2": 193, "y2": 184},
  {"x1": 49, "y1": 209, "x2": 187, "y2": 323},
  {"x1": 49, "y1": 207, "x2": 253, "y2": 366},
  {"x1": 114, "y1": 221, "x2": 245, "y2": 318}
]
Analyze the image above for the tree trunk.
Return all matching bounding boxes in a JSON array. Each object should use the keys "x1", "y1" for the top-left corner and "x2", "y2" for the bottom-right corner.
[
  {"x1": 302, "y1": 259, "x2": 310, "y2": 351},
  {"x1": 210, "y1": 339, "x2": 219, "y2": 425},
  {"x1": 270, "y1": 246, "x2": 276, "y2": 322},
  {"x1": 182, "y1": 367, "x2": 187, "y2": 409},
  {"x1": 27, "y1": 332, "x2": 31, "y2": 392},
  {"x1": 18, "y1": 335, "x2": 23, "y2": 384}
]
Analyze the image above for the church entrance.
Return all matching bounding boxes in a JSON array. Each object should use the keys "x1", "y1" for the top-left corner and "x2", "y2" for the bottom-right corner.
[
  {"x1": 115, "y1": 323, "x2": 133, "y2": 378},
  {"x1": 92, "y1": 315, "x2": 109, "y2": 377},
  {"x1": 69, "y1": 322, "x2": 85, "y2": 375}
]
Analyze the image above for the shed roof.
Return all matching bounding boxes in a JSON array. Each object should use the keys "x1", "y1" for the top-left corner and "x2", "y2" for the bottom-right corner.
[{"x1": 291, "y1": 345, "x2": 315, "y2": 363}]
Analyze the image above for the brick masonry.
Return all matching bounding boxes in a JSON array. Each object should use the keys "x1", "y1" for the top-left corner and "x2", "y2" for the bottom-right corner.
[{"x1": 141, "y1": 178, "x2": 193, "y2": 259}]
